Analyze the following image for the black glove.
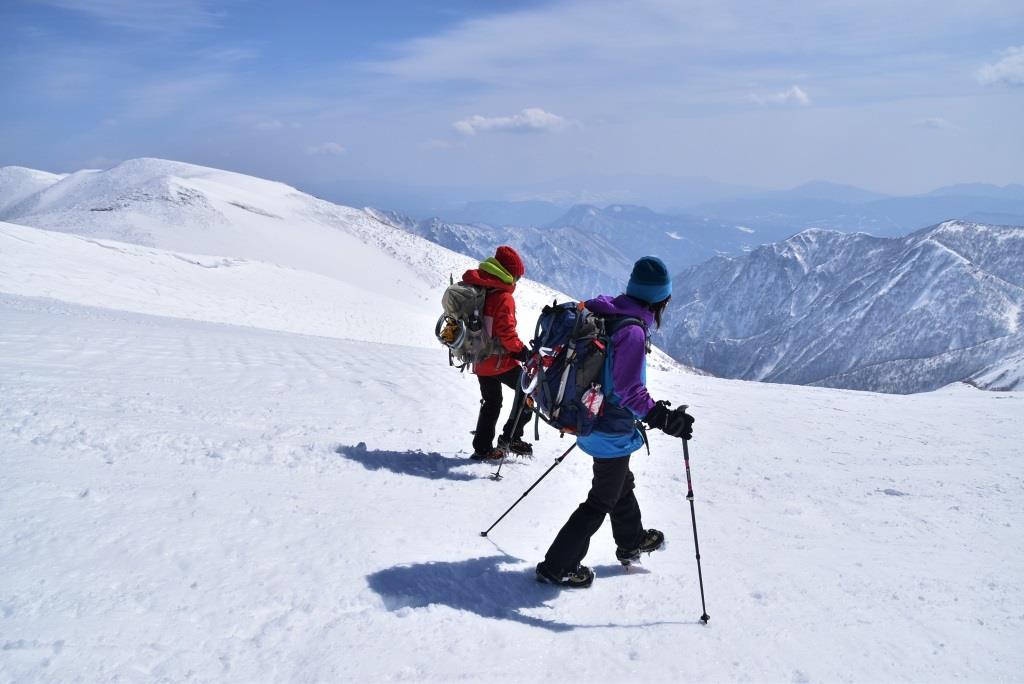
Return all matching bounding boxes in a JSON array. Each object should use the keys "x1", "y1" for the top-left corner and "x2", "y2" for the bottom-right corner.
[
  {"x1": 513, "y1": 347, "x2": 532, "y2": 363},
  {"x1": 664, "y1": 407, "x2": 695, "y2": 440},
  {"x1": 645, "y1": 401, "x2": 695, "y2": 440},
  {"x1": 643, "y1": 400, "x2": 671, "y2": 431}
]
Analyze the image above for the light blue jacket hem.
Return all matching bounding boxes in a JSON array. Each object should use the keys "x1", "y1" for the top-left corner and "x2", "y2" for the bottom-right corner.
[{"x1": 579, "y1": 428, "x2": 645, "y2": 458}]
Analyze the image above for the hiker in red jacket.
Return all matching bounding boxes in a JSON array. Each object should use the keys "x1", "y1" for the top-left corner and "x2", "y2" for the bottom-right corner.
[{"x1": 461, "y1": 246, "x2": 533, "y2": 460}]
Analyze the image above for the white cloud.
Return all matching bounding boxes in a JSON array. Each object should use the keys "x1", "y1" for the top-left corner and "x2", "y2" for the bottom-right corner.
[
  {"x1": 453, "y1": 108, "x2": 570, "y2": 136},
  {"x1": 913, "y1": 117, "x2": 956, "y2": 130},
  {"x1": 365, "y1": 1, "x2": 1021, "y2": 95},
  {"x1": 977, "y1": 46, "x2": 1024, "y2": 86},
  {"x1": 306, "y1": 142, "x2": 346, "y2": 156},
  {"x1": 751, "y1": 85, "x2": 812, "y2": 106}
]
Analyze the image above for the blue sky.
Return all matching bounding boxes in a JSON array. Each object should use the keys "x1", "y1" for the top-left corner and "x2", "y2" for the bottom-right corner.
[{"x1": 1, "y1": 0, "x2": 1022, "y2": 207}]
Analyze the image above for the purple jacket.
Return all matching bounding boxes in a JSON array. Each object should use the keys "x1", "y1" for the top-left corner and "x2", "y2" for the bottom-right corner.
[
  {"x1": 586, "y1": 294, "x2": 656, "y2": 419},
  {"x1": 577, "y1": 294, "x2": 655, "y2": 457}
]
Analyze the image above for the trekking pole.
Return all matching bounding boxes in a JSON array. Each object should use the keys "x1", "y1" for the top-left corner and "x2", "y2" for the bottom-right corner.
[
  {"x1": 490, "y1": 386, "x2": 532, "y2": 482},
  {"x1": 680, "y1": 406, "x2": 711, "y2": 625},
  {"x1": 480, "y1": 441, "x2": 577, "y2": 537}
]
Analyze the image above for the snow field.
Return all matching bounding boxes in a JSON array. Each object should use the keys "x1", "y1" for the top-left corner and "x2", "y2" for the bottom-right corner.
[
  {"x1": 0, "y1": 157, "x2": 1020, "y2": 681},
  {"x1": 0, "y1": 221, "x2": 438, "y2": 348},
  {"x1": 2, "y1": 295, "x2": 1021, "y2": 682}
]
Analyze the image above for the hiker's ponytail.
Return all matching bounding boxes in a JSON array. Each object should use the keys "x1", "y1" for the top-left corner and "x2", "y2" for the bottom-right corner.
[{"x1": 649, "y1": 296, "x2": 671, "y2": 330}]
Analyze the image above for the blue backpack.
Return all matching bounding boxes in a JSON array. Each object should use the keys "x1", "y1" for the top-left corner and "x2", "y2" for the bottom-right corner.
[{"x1": 521, "y1": 301, "x2": 647, "y2": 437}]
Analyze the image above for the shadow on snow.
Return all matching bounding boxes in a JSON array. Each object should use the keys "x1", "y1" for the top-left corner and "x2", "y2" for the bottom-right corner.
[
  {"x1": 366, "y1": 555, "x2": 692, "y2": 633},
  {"x1": 367, "y1": 554, "x2": 573, "y2": 632},
  {"x1": 336, "y1": 442, "x2": 484, "y2": 481}
]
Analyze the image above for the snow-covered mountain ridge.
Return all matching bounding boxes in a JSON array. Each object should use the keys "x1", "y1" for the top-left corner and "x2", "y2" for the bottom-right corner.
[
  {"x1": 0, "y1": 165, "x2": 67, "y2": 215},
  {"x1": 660, "y1": 221, "x2": 1024, "y2": 393},
  {"x1": 0, "y1": 158, "x2": 449, "y2": 297},
  {"x1": 0, "y1": 159, "x2": 560, "y2": 343},
  {"x1": 0, "y1": 158, "x2": 681, "y2": 368}
]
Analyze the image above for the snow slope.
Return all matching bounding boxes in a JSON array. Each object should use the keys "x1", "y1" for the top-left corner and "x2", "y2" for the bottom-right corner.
[
  {"x1": 970, "y1": 349, "x2": 1024, "y2": 391},
  {"x1": 1, "y1": 160, "x2": 1021, "y2": 681},
  {"x1": 0, "y1": 220, "x2": 681, "y2": 374},
  {"x1": 2, "y1": 293, "x2": 1021, "y2": 682},
  {"x1": 0, "y1": 221, "x2": 437, "y2": 347},
  {"x1": 0, "y1": 166, "x2": 65, "y2": 215}
]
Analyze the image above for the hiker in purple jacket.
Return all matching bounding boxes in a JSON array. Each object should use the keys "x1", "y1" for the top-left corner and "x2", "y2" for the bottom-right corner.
[{"x1": 535, "y1": 256, "x2": 695, "y2": 588}]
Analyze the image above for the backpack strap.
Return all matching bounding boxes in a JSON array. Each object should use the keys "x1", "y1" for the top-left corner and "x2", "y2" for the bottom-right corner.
[
  {"x1": 596, "y1": 315, "x2": 652, "y2": 421},
  {"x1": 604, "y1": 316, "x2": 651, "y2": 354}
]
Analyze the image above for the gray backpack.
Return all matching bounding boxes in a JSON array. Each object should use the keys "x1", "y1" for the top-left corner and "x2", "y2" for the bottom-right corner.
[{"x1": 435, "y1": 277, "x2": 495, "y2": 370}]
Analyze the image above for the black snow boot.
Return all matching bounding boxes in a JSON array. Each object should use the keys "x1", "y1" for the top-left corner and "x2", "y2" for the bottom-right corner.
[
  {"x1": 535, "y1": 562, "x2": 594, "y2": 588},
  {"x1": 497, "y1": 435, "x2": 533, "y2": 456},
  {"x1": 471, "y1": 447, "x2": 506, "y2": 461},
  {"x1": 616, "y1": 528, "x2": 665, "y2": 564}
]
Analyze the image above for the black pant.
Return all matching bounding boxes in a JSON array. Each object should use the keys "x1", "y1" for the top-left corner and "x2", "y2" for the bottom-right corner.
[
  {"x1": 473, "y1": 367, "x2": 530, "y2": 453},
  {"x1": 543, "y1": 455, "x2": 644, "y2": 574}
]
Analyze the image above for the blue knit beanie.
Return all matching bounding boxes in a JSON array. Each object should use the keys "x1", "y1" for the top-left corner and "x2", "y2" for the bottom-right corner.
[{"x1": 626, "y1": 256, "x2": 672, "y2": 304}]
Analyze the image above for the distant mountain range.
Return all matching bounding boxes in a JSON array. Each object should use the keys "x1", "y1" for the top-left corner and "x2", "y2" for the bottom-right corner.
[
  {"x1": 368, "y1": 209, "x2": 633, "y2": 298},
  {"x1": 696, "y1": 180, "x2": 892, "y2": 206},
  {"x1": 925, "y1": 183, "x2": 1024, "y2": 200},
  {"x1": 3, "y1": 160, "x2": 1021, "y2": 393},
  {"x1": 384, "y1": 180, "x2": 1024, "y2": 267},
  {"x1": 442, "y1": 200, "x2": 566, "y2": 227},
  {"x1": 376, "y1": 202, "x2": 1024, "y2": 392},
  {"x1": 365, "y1": 179, "x2": 1024, "y2": 237},
  {"x1": 379, "y1": 178, "x2": 1024, "y2": 317},
  {"x1": 656, "y1": 221, "x2": 1024, "y2": 393},
  {"x1": 310, "y1": 173, "x2": 754, "y2": 221},
  {"x1": 688, "y1": 188, "x2": 1024, "y2": 240},
  {"x1": 377, "y1": 182, "x2": 1024, "y2": 300},
  {"x1": 373, "y1": 202, "x2": 783, "y2": 299}
]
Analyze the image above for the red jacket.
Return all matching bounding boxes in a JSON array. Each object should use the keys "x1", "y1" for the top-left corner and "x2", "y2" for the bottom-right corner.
[{"x1": 461, "y1": 268, "x2": 527, "y2": 376}]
